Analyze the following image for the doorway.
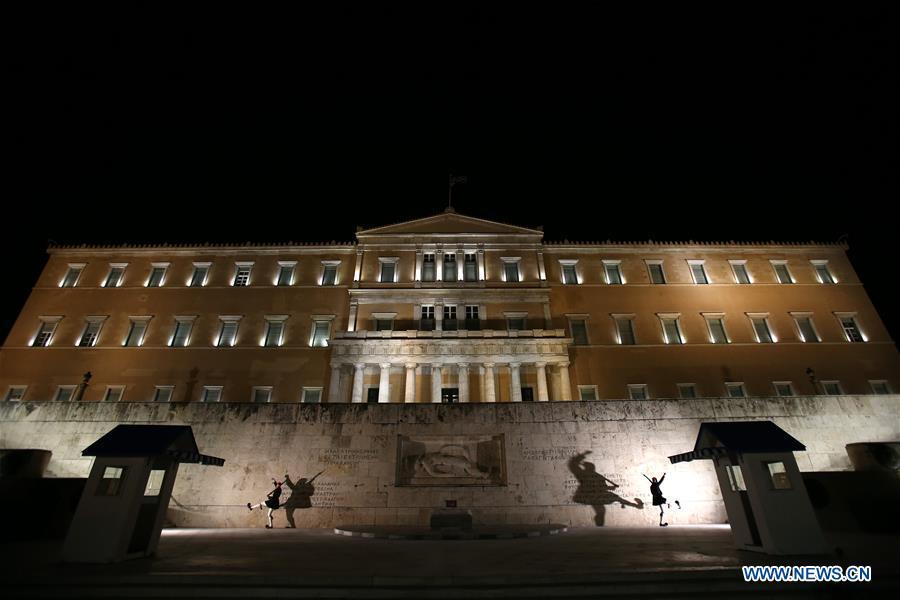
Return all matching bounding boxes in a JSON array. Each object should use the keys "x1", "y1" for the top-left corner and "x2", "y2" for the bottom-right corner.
[
  {"x1": 441, "y1": 388, "x2": 459, "y2": 403},
  {"x1": 521, "y1": 387, "x2": 534, "y2": 402},
  {"x1": 366, "y1": 388, "x2": 379, "y2": 404}
]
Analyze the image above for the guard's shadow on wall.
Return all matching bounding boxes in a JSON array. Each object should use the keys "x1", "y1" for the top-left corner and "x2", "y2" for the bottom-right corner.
[
  {"x1": 568, "y1": 451, "x2": 644, "y2": 526},
  {"x1": 282, "y1": 472, "x2": 324, "y2": 528}
]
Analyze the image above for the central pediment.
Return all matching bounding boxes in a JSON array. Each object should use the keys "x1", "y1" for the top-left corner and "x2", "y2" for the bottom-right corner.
[{"x1": 356, "y1": 210, "x2": 543, "y2": 237}]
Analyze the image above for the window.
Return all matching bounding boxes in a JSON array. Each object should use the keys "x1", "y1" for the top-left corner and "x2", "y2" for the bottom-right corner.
[
  {"x1": 464, "y1": 305, "x2": 480, "y2": 330},
  {"x1": 729, "y1": 260, "x2": 751, "y2": 284},
  {"x1": 603, "y1": 261, "x2": 623, "y2": 284},
  {"x1": 144, "y1": 470, "x2": 166, "y2": 497},
  {"x1": 646, "y1": 261, "x2": 666, "y2": 284},
  {"x1": 773, "y1": 382, "x2": 794, "y2": 397},
  {"x1": 677, "y1": 383, "x2": 697, "y2": 399},
  {"x1": 217, "y1": 317, "x2": 240, "y2": 347},
  {"x1": 748, "y1": 314, "x2": 774, "y2": 343},
  {"x1": 55, "y1": 386, "x2": 76, "y2": 402},
  {"x1": 578, "y1": 386, "x2": 598, "y2": 401},
  {"x1": 190, "y1": 263, "x2": 211, "y2": 287},
  {"x1": 104, "y1": 263, "x2": 127, "y2": 287},
  {"x1": 836, "y1": 314, "x2": 864, "y2": 342},
  {"x1": 792, "y1": 314, "x2": 820, "y2": 343},
  {"x1": 60, "y1": 264, "x2": 85, "y2": 288},
  {"x1": 560, "y1": 260, "x2": 579, "y2": 285},
  {"x1": 170, "y1": 317, "x2": 195, "y2": 347},
  {"x1": 704, "y1": 315, "x2": 729, "y2": 344},
  {"x1": 147, "y1": 263, "x2": 168, "y2": 287},
  {"x1": 765, "y1": 461, "x2": 792, "y2": 490},
  {"x1": 821, "y1": 380, "x2": 843, "y2": 395},
  {"x1": 78, "y1": 317, "x2": 106, "y2": 347},
  {"x1": 726, "y1": 465, "x2": 747, "y2": 492},
  {"x1": 688, "y1": 261, "x2": 708, "y2": 284},
  {"x1": 233, "y1": 262, "x2": 253, "y2": 286},
  {"x1": 659, "y1": 315, "x2": 684, "y2": 344},
  {"x1": 378, "y1": 258, "x2": 398, "y2": 283},
  {"x1": 103, "y1": 386, "x2": 124, "y2": 402},
  {"x1": 263, "y1": 316, "x2": 287, "y2": 347},
  {"x1": 302, "y1": 387, "x2": 323, "y2": 403},
  {"x1": 771, "y1": 260, "x2": 793, "y2": 284},
  {"x1": 464, "y1": 253, "x2": 477, "y2": 281},
  {"x1": 96, "y1": 466, "x2": 126, "y2": 496},
  {"x1": 811, "y1": 260, "x2": 835, "y2": 284},
  {"x1": 153, "y1": 386, "x2": 174, "y2": 402},
  {"x1": 420, "y1": 306, "x2": 435, "y2": 331},
  {"x1": 613, "y1": 315, "x2": 636, "y2": 345},
  {"x1": 502, "y1": 258, "x2": 520, "y2": 282},
  {"x1": 725, "y1": 382, "x2": 746, "y2": 398},
  {"x1": 4, "y1": 386, "x2": 27, "y2": 402},
  {"x1": 321, "y1": 261, "x2": 340, "y2": 286},
  {"x1": 422, "y1": 254, "x2": 436, "y2": 282},
  {"x1": 32, "y1": 317, "x2": 61, "y2": 347},
  {"x1": 124, "y1": 317, "x2": 150, "y2": 347},
  {"x1": 310, "y1": 317, "x2": 332, "y2": 347},
  {"x1": 252, "y1": 386, "x2": 272, "y2": 403},
  {"x1": 869, "y1": 380, "x2": 892, "y2": 395},
  {"x1": 201, "y1": 386, "x2": 223, "y2": 402},
  {"x1": 372, "y1": 312, "x2": 396, "y2": 332},
  {"x1": 569, "y1": 318, "x2": 589, "y2": 345},
  {"x1": 276, "y1": 261, "x2": 296, "y2": 286},
  {"x1": 443, "y1": 305, "x2": 458, "y2": 330},
  {"x1": 628, "y1": 384, "x2": 648, "y2": 400},
  {"x1": 505, "y1": 313, "x2": 527, "y2": 331},
  {"x1": 443, "y1": 253, "x2": 457, "y2": 282}
]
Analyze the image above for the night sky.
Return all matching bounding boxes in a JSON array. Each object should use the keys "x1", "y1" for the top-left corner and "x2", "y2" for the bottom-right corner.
[{"x1": 4, "y1": 6, "x2": 897, "y2": 343}]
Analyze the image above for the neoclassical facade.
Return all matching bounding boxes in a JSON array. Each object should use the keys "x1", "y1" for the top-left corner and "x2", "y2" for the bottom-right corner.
[{"x1": 1, "y1": 210, "x2": 897, "y2": 404}]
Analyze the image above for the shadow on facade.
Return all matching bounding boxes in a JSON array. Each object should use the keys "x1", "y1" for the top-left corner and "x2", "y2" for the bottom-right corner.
[
  {"x1": 282, "y1": 471, "x2": 324, "y2": 528},
  {"x1": 568, "y1": 451, "x2": 644, "y2": 526}
]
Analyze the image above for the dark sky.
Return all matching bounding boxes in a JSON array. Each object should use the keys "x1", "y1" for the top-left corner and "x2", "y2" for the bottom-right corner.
[{"x1": 4, "y1": 6, "x2": 897, "y2": 342}]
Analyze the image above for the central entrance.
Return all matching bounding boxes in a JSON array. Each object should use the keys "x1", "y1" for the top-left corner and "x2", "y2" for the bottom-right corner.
[{"x1": 441, "y1": 388, "x2": 460, "y2": 403}]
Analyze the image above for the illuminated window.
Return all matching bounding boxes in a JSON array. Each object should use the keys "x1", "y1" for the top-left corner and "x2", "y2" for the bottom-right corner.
[
  {"x1": 821, "y1": 380, "x2": 843, "y2": 395},
  {"x1": 190, "y1": 263, "x2": 211, "y2": 287},
  {"x1": 276, "y1": 261, "x2": 296, "y2": 286},
  {"x1": 464, "y1": 253, "x2": 477, "y2": 281},
  {"x1": 603, "y1": 260, "x2": 623, "y2": 284},
  {"x1": 233, "y1": 262, "x2": 253, "y2": 286},
  {"x1": 773, "y1": 382, "x2": 794, "y2": 397},
  {"x1": 443, "y1": 305, "x2": 458, "y2": 330},
  {"x1": 646, "y1": 261, "x2": 666, "y2": 284},
  {"x1": 748, "y1": 314, "x2": 774, "y2": 343},
  {"x1": 124, "y1": 317, "x2": 150, "y2": 347},
  {"x1": 55, "y1": 385, "x2": 76, "y2": 402},
  {"x1": 729, "y1": 260, "x2": 751, "y2": 284},
  {"x1": 103, "y1": 386, "x2": 124, "y2": 402},
  {"x1": 60, "y1": 264, "x2": 85, "y2": 288},
  {"x1": 687, "y1": 260, "x2": 708, "y2": 284},
  {"x1": 4, "y1": 386, "x2": 27, "y2": 402},
  {"x1": 677, "y1": 383, "x2": 697, "y2": 399},
  {"x1": 420, "y1": 306, "x2": 435, "y2": 331},
  {"x1": 659, "y1": 315, "x2": 684, "y2": 344},
  {"x1": 170, "y1": 317, "x2": 195, "y2": 347},
  {"x1": 725, "y1": 382, "x2": 746, "y2": 398},
  {"x1": 310, "y1": 317, "x2": 332, "y2": 347},
  {"x1": 251, "y1": 386, "x2": 272, "y2": 403},
  {"x1": 201, "y1": 386, "x2": 222, "y2": 402},
  {"x1": 869, "y1": 380, "x2": 892, "y2": 395},
  {"x1": 104, "y1": 263, "x2": 127, "y2": 288},
  {"x1": 443, "y1": 253, "x2": 457, "y2": 282},
  {"x1": 147, "y1": 263, "x2": 168, "y2": 287},
  {"x1": 569, "y1": 318, "x2": 589, "y2": 345},
  {"x1": 144, "y1": 470, "x2": 166, "y2": 496},
  {"x1": 791, "y1": 314, "x2": 820, "y2": 343},
  {"x1": 217, "y1": 317, "x2": 240, "y2": 347},
  {"x1": 836, "y1": 314, "x2": 864, "y2": 342},
  {"x1": 578, "y1": 386, "x2": 598, "y2": 401},
  {"x1": 765, "y1": 461, "x2": 792, "y2": 490},
  {"x1": 811, "y1": 260, "x2": 835, "y2": 284},
  {"x1": 97, "y1": 466, "x2": 126, "y2": 496},
  {"x1": 771, "y1": 260, "x2": 793, "y2": 284},
  {"x1": 321, "y1": 261, "x2": 340, "y2": 285},
  {"x1": 379, "y1": 258, "x2": 398, "y2": 283},
  {"x1": 726, "y1": 465, "x2": 746, "y2": 491},
  {"x1": 613, "y1": 315, "x2": 636, "y2": 345},
  {"x1": 501, "y1": 258, "x2": 521, "y2": 282},
  {"x1": 302, "y1": 387, "x2": 323, "y2": 403},
  {"x1": 264, "y1": 316, "x2": 287, "y2": 347},
  {"x1": 422, "y1": 254, "x2": 436, "y2": 282},
  {"x1": 464, "y1": 305, "x2": 480, "y2": 330},
  {"x1": 153, "y1": 386, "x2": 174, "y2": 402},
  {"x1": 627, "y1": 384, "x2": 648, "y2": 400},
  {"x1": 78, "y1": 317, "x2": 106, "y2": 347},
  {"x1": 560, "y1": 260, "x2": 579, "y2": 285},
  {"x1": 33, "y1": 317, "x2": 61, "y2": 347},
  {"x1": 703, "y1": 315, "x2": 729, "y2": 344}
]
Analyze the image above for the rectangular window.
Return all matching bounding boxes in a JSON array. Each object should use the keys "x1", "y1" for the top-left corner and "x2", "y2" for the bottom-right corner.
[
  {"x1": 578, "y1": 386, "x2": 598, "y2": 401},
  {"x1": 79, "y1": 319, "x2": 105, "y2": 347},
  {"x1": 33, "y1": 319, "x2": 60, "y2": 347},
  {"x1": 420, "y1": 306, "x2": 435, "y2": 331},
  {"x1": 604, "y1": 261, "x2": 623, "y2": 285},
  {"x1": 153, "y1": 386, "x2": 174, "y2": 402},
  {"x1": 793, "y1": 315, "x2": 820, "y2": 342},
  {"x1": 615, "y1": 317, "x2": 636, "y2": 345},
  {"x1": 202, "y1": 386, "x2": 222, "y2": 402},
  {"x1": 380, "y1": 260, "x2": 397, "y2": 283},
  {"x1": 765, "y1": 461, "x2": 792, "y2": 490},
  {"x1": 264, "y1": 319, "x2": 285, "y2": 347},
  {"x1": 464, "y1": 253, "x2": 477, "y2": 281},
  {"x1": 660, "y1": 317, "x2": 684, "y2": 344},
  {"x1": 689, "y1": 261, "x2": 709, "y2": 284},
  {"x1": 704, "y1": 316, "x2": 729, "y2": 344},
  {"x1": 726, "y1": 465, "x2": 747, "y2": 492},
  {"x1": 374, "y1": 314, "x2": 394, "y2": 331},
  {"x1": 124, "y1": 318, "x2": 149, "y2": 347},
  {"x1": 570, "y1": 319, "x2": 589, "y2": 345},
  {"x1": 812, "y1": 261, "x2": 835, "y2": 284},
  {"x1": 103, "y1": 386, "x2": 124, "y2": 402},
  {"x1": 277, "y1": 262, "x2": 295, "y2": 286},
  {"x1": 725, "y1": 382, "x2": 746, "y2": 398},
  {"x1": 5, "y1": 386, "x2": 27, "y2": 402},
  {"x1": 252, "y1": 387, "x2": 272, "y2": 403},
  {"x1": 464, "y1": 305, "x2": 480, "y2": 330},
  {"x1": 506, "y1": 316, "x2": 526, "y2": 331},
  {"x1": 838, "y1": 315, "x2": 864, "y2": 342},
  {"x1": 147, "y1": 264, "x2": 168, "y2": 287},
  {"x1": 821, "y1": 380, "x2": 843, "y2": 395},
  {"x1": 144, "y1": 469, "x2": 166, "y2": 497},
  {"x1": 730, "y1": 261, "x2": 751, "y2": 284},
  {"x1": 170, "y1": 319, "x2": 194, "y2": 347},
  {"x1": 647, "y1": 261, "x2": 666, "y2": 284},
  {"x1": 422, "y1": 254, "x2": 436, "y2": 282},
  {"x1": 55, "y1": 386, "x2": 76, "y2": 402},
  {"x1": 97, "y1": 466, "x2": 126, "y2": 496},
  {"x1": 749, "y1": 316, "x2": 774, "y2": 343},
  {"x1": 443, "y1": 254, "x2": 457, "y2": 282},
  {"x1": 443, "y1": 305, "x2": 458, "y2": 330},
  {"x1": 302, "y1": 387, "x2": 323, "y2": 403},
  {"x1": 628, "y1": 384, "x2": 648, "y2": 400},
  {"x1": 104, "y1": 264, "x2": 126, "y2": 288},
  {"x1": 61, "y1": 264, "x2": 85, "y2": 288},
  {"x1": 560, "y1": 261, "x2": 578, "y2": 285},
  {"x1": 503, "y1": 260, "x2": 520, "y2": 282},
  {"x1": 217, "y1": 318, "x2": 240, "y2": 347},
  {"x1": 773, "y1": 382, "x2": 794, "y2": 397},
  {"x1": 771, "y1": 261, "x2": 793, "y2": 284},
  {"x1": 310, "y1": 320, "x2": 331, "y2": 347},
  {"x1": 321, "y1": 262, "x2": 339, "y2": 286},
  {"x1": 233, "y1": 263, "x2": 253, "y2": 286},
  {"x1": 190, "y1": 263, "x2": 210, "y2": 287},
  {"x1": 677, "y1": 383, "x2": 697, "y2": 399},
  {"x1": 869, "y1": 380, "x2": 892, "y2": 395}
]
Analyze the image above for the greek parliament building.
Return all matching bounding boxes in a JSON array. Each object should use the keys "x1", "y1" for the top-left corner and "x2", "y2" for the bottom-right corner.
[{"x1": 1, "y1": 210, "x2": 898, "y2": 528}]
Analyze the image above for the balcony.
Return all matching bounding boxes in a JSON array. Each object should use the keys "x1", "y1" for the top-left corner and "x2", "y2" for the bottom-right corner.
[{"x1": 335, "y1": 328, "x2": 568, "y2": 340}]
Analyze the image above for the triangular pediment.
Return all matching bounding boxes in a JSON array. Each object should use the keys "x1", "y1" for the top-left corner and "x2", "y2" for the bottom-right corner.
[{"x1": 357, "y1": 210, "x2": 543, "y2": 237}]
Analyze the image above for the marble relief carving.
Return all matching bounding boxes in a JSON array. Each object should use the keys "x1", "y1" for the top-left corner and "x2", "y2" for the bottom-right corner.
[{"x1": 395, "y1": 434, "x2": 507, "y2": 486}]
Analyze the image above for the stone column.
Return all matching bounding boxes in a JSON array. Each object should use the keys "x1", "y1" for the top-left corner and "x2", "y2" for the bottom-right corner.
[
  {"x1": 431, "y1": 364, "x2": 443, "y2": 403},
  {"x1": 435, "y1": 302, "x2": 443, "y2": 331},
  {"x1": 483, "y1": 362, "x2": 496, "y2": 403},
  {"x1": 535, "y1": 362, "x2": 549, "y2": 402},
  {"x1": 543, "y1": 303, "x2": 553, "y2": 329},
  {"x1": 351, "y1": 363, "x2": 365, "y2": 403},
  {"x1": 327, "y1": 362, "x2": 343, "y2": 403},
  {"x1": 378, "y1": 363, "x2": 391, "y2": 403},
  {"x1": 347, "y1": 301, "x2": 359, "y2": 332},
  {"x1": 458, "y1": 363, "x2": 469, "y2": 403},
  {"x1": 404, "y1": 363, "x2": 416, "y2": 403},
  {"x1": 509, "y1": 363, "x2": 522, "y2": 402},
  {"x1": 558, "y1": 362, "x2": 572, "y2": 401},
  {"x1": 477, "y1": 247, "x2": 485, "y2": 281}
]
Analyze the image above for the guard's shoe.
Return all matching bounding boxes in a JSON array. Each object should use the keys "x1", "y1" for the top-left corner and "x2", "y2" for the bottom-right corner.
[{"x1": 247, "y1": 503, "x2": 252, "y2": 511}]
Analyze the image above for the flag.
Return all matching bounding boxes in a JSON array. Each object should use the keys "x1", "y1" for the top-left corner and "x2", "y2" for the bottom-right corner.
[{"x1": 449, "y1": 175, "x2": 468, "y2": 186}]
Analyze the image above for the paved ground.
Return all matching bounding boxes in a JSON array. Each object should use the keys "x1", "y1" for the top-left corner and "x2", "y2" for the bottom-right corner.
[{"x1": 1, "y1": 526, "x2": 898, "y2": 598}]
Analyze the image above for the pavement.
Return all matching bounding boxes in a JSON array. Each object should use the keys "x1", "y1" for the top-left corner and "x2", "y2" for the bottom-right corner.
[{"x1": 1, "y1": 526, "x2": 898, "y2": 598}]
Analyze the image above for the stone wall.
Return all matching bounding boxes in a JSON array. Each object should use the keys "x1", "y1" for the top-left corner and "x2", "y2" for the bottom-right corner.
[{"x1": 1, "y1": 396, "x2": 897, "y2": 528}]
